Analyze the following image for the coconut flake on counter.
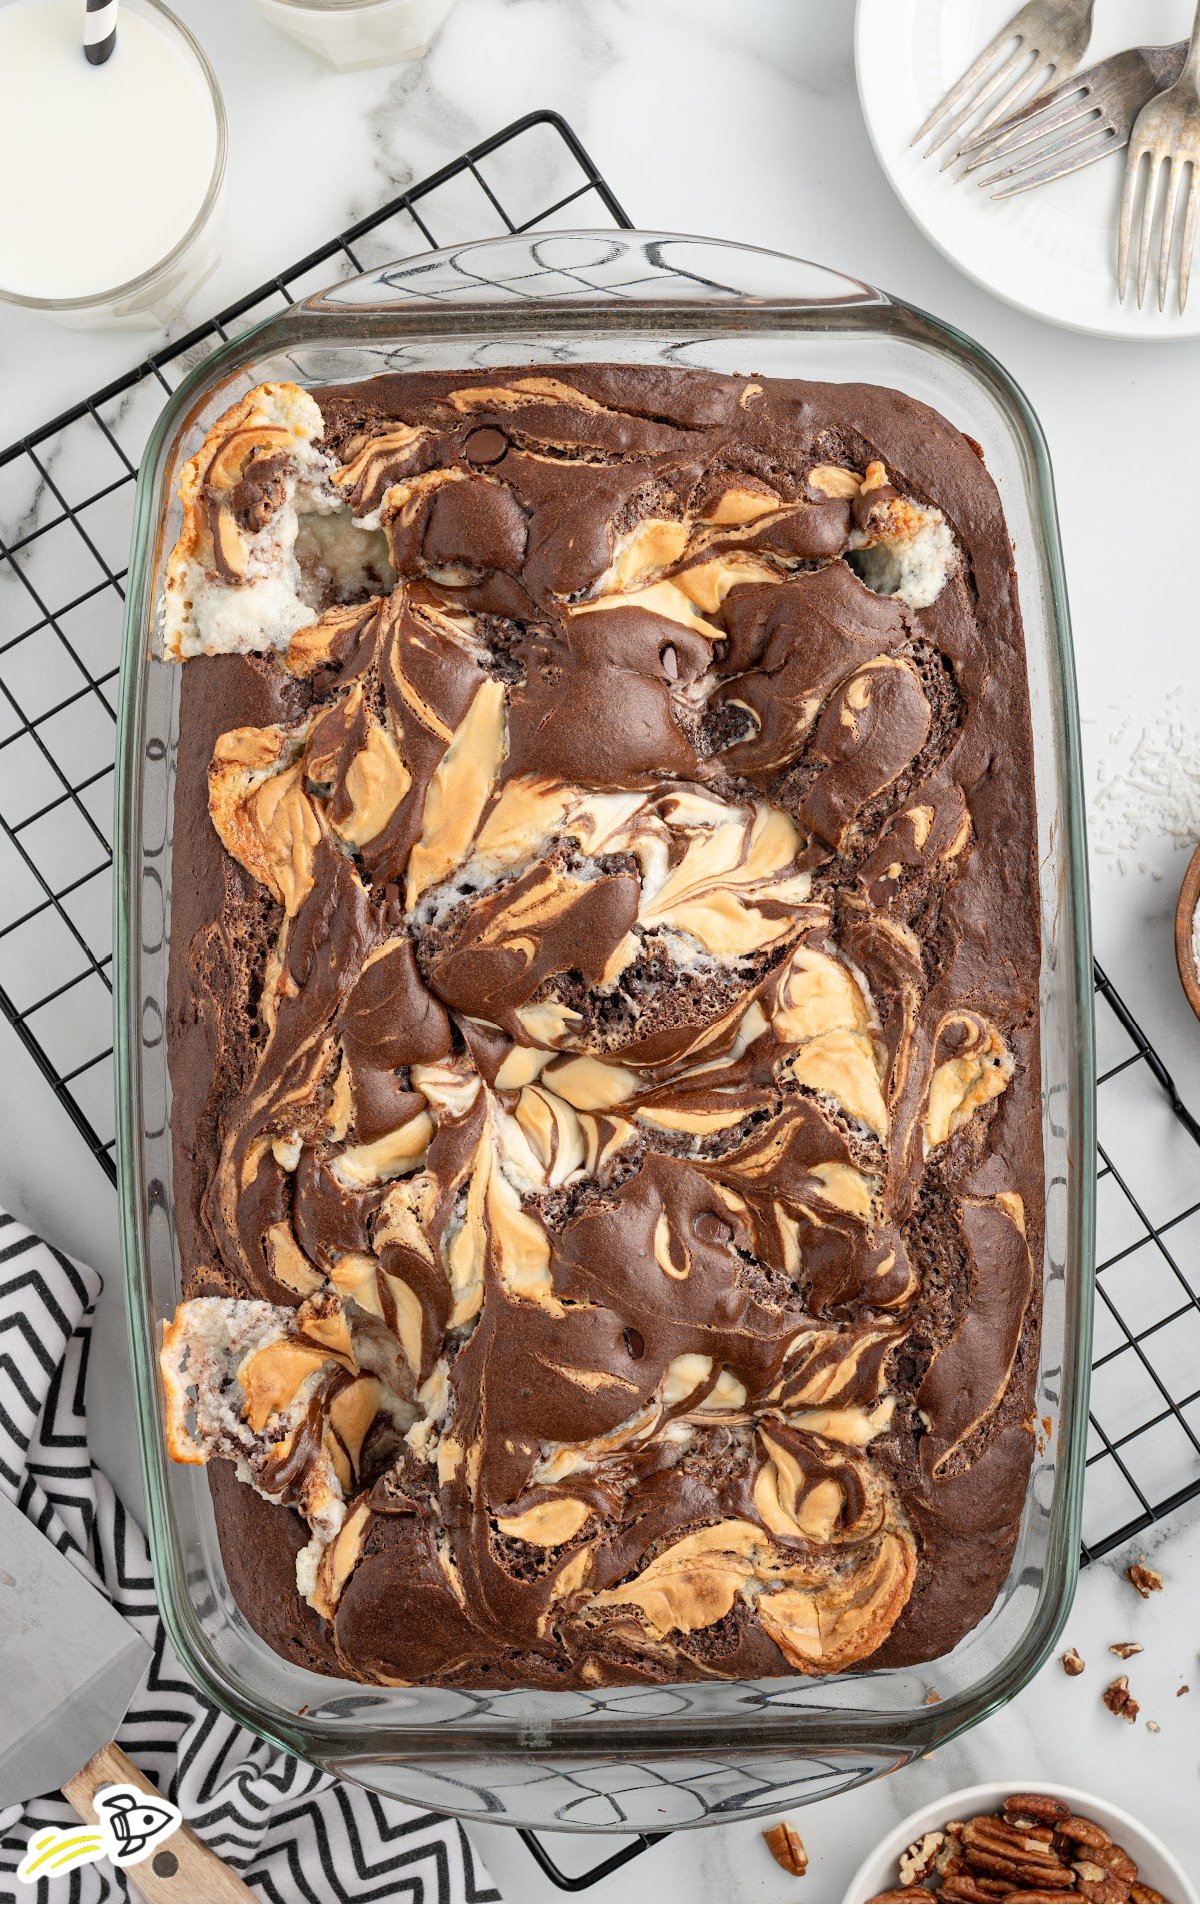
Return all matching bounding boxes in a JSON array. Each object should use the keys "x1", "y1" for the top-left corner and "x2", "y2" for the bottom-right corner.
[{"x1": 1091, "y1": 704, "x2": 1200, "y2": 878}]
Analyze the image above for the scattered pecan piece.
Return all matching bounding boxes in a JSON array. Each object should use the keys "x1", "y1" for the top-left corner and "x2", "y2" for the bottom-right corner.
[
  {"x1": 1177, "y1": 1684, "x2": 1190, "y2": 1697},
  {"x1": 1110, "y1": 1642, "x2": 1143, "y2": 1659},
  {"x1": 1104, "y1": 1675, "x2": 1140, "y2": 1722},
  {"x1": 1061, "y1": 1645, "x2": 1086, "y2": 1675},
  {"x1": 1145, "y1": 1719, "x2": 1161, "y2": 1733},
  {"x1": 762, "y1": 1820, "x2": 808, "y2": 1877},
  {"x1": 1127, "y1": 1562, "x2": 1163, "y2": 1597}
]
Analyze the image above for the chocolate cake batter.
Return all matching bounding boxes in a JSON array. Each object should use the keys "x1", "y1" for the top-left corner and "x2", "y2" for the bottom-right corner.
[{"x1": 160, "y1": 366, "x2": 1042, "y2": 1689}]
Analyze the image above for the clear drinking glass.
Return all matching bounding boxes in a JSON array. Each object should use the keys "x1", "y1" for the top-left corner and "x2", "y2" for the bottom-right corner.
[
  {"x1": 251, "y1": 0, "x2": 459, "y2": 71},
  {"x1": 113, "y1": 231, "x2": 1095, "y2": 1833},
  {"x1": 0, "y1": 0, "x2": 226, "y2": 331}
]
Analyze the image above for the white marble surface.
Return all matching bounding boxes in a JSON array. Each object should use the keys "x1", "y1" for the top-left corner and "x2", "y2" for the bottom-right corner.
[{"x1": 2, "y1": 1, "x2": 1200, "y2": 1898}]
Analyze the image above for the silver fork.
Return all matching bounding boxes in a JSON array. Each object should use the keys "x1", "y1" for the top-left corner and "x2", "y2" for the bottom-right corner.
[
  {"x1": 1118, "y1": 0, "x2": 1200, "y2": 312},
  {"x1": 959, "y1": 42, "x2": 1188, "y2": 199},
  {"x1": 913, "y1": 0, "x2": 1097, "y2": 162}
]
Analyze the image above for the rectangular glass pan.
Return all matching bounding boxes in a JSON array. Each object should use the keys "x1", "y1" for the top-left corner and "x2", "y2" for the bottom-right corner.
[{"x1": 114, "y1": 231, "x2": 1094, "y2": 1832}]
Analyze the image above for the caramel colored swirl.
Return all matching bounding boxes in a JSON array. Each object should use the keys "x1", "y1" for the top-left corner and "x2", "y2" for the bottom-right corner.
[{"x1": 163, "y1": 365, "x2": 1040, "y2": 1693}]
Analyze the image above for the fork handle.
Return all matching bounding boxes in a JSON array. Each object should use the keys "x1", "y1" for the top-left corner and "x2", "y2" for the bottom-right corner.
[
  {"x1": 1144, "y1": 41, "x2": 1190, "y2": 89},
  {"x1": 1182, "y1": 0, "x2": 1200, "y2": 84}
]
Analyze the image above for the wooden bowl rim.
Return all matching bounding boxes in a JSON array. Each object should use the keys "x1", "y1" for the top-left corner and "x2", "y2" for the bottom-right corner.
[{"x1": 1175, "y1": 840, "x2": 1200, "y2": 1022}]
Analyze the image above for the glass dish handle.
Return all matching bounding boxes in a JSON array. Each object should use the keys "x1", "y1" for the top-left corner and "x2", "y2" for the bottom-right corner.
[
  {"x1": 321, "y1": 1739, "x2": 908, "y2": 1828},
  {"x1": 299, "y1": 230, "x2": 888, "y2": 319}
]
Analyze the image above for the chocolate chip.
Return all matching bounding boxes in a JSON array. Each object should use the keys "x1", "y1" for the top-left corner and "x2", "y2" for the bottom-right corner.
[
  {"x1": 623, "y1": 1326, "x2": 645, "y2": 1360},
  {"x1": 660, "y1": 643, "x2": 679, "y2": 679},
  {"x1": 463, "y1": 427, "x2": 508, "y2": 467},
  {"x1": 693, "y1": 1212, "x2": 732, "y2": 1245}
]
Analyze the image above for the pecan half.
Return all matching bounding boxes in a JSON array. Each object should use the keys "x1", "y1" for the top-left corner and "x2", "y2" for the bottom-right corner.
[
  {"x1": 959, "y1": 1817, "x2": 1075, "y2": 1889},
  {"x1": 1061, "y1": 1645, "x2": 1086, "y2": 1675},
  {"x1": 1104, "y1": 1675, "x2": 1140, "y2": 1723},
  {"x1": 867, "y1": 1893, "x2": 936, "y2": 1904},
  {"x1": 1127, "y1": 1562, "x2": 1164, "y2": 1597},
  {"x1": 762, "y1": 1820, "x2": 808, "y2": 1877},
  {"x1": 1075, "y1": 1882, "x2": 1133, "y2": 1903},
  {"x1": 941, "y1": 1876, "x2": 1012, "y2": 1902},
  {"x1": 1060, "y1": 1814, "x2": 1113, "y2": 1849},
  {"x1": 1004, "y1": 1793, "x2": 1071, "y2": 1825},
  {"x1": 1091, "y1": 1843, "x2": 1139, "y2": 1883},
  {"x1": 1130, "y1": 1886, "x2": 1167, "y2": 1903}
]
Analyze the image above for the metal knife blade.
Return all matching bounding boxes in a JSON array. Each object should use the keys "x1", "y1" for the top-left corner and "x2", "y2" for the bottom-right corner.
[{"x1": 0, "y1": 1490, "x2": 149, "y2": 1807}]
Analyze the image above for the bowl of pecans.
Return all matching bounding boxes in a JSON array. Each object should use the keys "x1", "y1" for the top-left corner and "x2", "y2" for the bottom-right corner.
[{"x1": 842, "y1": 1783, "x2": 1196, "y2": 1903}]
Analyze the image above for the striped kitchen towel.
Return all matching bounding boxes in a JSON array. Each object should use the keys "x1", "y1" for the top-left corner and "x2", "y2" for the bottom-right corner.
[{"x1": 0, "y1": 1210, "x2": 499, "y2": 1904}]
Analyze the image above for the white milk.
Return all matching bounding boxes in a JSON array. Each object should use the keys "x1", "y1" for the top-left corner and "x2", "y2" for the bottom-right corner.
[{"x1": 0, "y1": 0, "x2": 218, "y2": 302}]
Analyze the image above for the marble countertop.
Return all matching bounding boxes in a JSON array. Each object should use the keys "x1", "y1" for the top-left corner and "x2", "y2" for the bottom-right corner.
[{"x1": 2, "y1": 0, "x2": 1199, "y2": 1898}]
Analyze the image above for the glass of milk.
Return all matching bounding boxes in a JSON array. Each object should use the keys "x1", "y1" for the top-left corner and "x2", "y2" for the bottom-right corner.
[
  {"x1": 0, "y1": 0, "x2": 227, "y2": 329},
  {"x1": 252, "y1": 0, "x2": 459, "y2": 72}
]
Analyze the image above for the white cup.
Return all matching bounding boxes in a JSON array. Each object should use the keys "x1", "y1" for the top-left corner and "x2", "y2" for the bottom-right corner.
[
  {"x1": 252, "y1": 0, "x2": 459, "y2": 72},
  {"x1": 0, "y1": 0, "x2": 226, "y2": 330}
]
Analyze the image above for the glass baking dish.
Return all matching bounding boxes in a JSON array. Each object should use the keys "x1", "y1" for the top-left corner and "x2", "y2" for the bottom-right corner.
[{"x1": 114, "y1": 231, "x2": 1095, "y2": 1832}]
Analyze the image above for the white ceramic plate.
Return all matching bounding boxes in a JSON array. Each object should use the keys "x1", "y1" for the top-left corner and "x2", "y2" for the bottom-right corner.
[
  {"x1": 856, "y1": 0, "x2": 1200, "y2": 340},
  {"x1": 843, "y1": 1780, "x2": 1199, "y2": 1902}
]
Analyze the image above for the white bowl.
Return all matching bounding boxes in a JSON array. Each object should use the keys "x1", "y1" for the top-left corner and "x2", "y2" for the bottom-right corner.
[
  {"x1": 842, "y1": 1781, "x2": 1198, "y2": 1903},
  {"x1": 251, "y1": 0, "x2": 458, "y2": 70}
]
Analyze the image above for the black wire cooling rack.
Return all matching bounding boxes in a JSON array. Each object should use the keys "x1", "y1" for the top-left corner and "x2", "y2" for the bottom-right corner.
[{"x1": 1, "y1": 106, "x2": 1199, "y2": 1897}]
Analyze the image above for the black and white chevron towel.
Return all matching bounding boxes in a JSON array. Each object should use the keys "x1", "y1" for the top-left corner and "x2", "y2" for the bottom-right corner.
[{"x1": 0, "y1": 1210, "x2": 500, "y2": 1904}]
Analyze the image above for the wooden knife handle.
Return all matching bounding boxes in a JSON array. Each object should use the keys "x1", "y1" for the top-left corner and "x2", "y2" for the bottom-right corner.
[{"x1": 62, "y1": 1742, "x2": 256, "y2": 1904}]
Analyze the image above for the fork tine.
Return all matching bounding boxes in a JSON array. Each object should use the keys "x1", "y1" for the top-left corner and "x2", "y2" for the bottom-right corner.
[
  {"x1": 1118, "y1": 146, "x2": 1145, "y2": 299},
  {"x1": 977, "y1": 122, "x2": 1110, "y2": 190},
  {"x1": 913, "y1": 20, "x2": 1025, "y2": 146},
  {"x1": 1158, "y1": 157, "x2": 1186, "y2": 312},
  {"x1": 925, "y1": 42, "x2": 1031, "y2": 159},
  {"x1": 961, "y1": 97, "x2": 1099, "y2": 176},
  {"x1": 958, "y1": 72, "x2": 1091, "y2": 158},
  {"x1": 988, "y1": 127, "x2": 1122, "y2": 197},
  {"x1": 1180, "y1": 165, "x2": 1200, "y2": 312},
  {"x1": 940, "y1": 54, "x2": 1065, "y2": 168},
  {"x1": 1136, "y1": 155, "x2": 1164, "y2": 307}
]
